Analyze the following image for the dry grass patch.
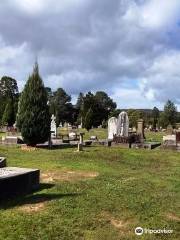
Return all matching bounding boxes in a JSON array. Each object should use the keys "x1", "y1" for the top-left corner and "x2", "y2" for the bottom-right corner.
[
  {"x1": 166, "y1": 213, "x2": 180, "y2": 222},
  {"x1": 41, "y1": 170, "x2": 99, "y2": 183},
  {"x1": 17, "y1": 202, "x2": 46, "y2": 213},
  {"x1": 100, "y1": 211, "x2": 135, "y2": 236}
]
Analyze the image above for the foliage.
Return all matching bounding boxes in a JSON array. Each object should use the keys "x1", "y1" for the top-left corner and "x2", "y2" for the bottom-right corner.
[
  {"x1": 16, "y1": 63, "x2": 50, "y2": 146},
  {"x1": 49, "y1": 88, "x2": 74, "y2": 126},
  {"x1": 127, "y1": 109, "x2": 143, "y2": 128},
  {"x1": 80, "y1": 91, "x2": 116, "y2": 129},
  {"x1": 0, "y1": 76, "x2": 19, "y2": 126},
  {"x1": 2, "y1": 99, "x2": 15, "y2": 126},
  {"x1": 83, "y1": 107, "x2": 94, "y2": 131},
  {"x1": 163, "y1": 100, "x2": 177, "y2": 127},
  {"x1": 152, "y1": 106, "x2": 160, "y2": 129}
]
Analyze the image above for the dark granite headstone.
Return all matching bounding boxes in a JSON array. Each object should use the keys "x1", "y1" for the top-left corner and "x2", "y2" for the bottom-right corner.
[
  {"x1": 0, "y1": 158, "x2": 6, "y2": 168},
  {"x1": 0, "y1": 167, "x2": 40, "y2": 199}
]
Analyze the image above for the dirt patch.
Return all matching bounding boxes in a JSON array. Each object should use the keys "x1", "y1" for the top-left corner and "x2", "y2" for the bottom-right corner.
[
  {"x1": 18, "y1": 202, "x2": 46, "y2": 213},
  {"x1": 166, "y1": 213, "x2": 180, "y2": 222},
  {"x1": 21, "y1": 145, "x2": 37, "y2": 151},
  {"x1": 41, "y1": 170, "x2": 99, "y2": 183},
  {"x1": 100, "y1": 211, "x2": 134, "y2": 235}
]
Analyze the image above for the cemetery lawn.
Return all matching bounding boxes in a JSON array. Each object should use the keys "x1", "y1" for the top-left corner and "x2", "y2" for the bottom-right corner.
[
  {"x1": 0, "y1": 146, "x2": 179, "y2": 240},
  {"x1": 59, "y1": 128, "x2": 164, "y2": 142}
]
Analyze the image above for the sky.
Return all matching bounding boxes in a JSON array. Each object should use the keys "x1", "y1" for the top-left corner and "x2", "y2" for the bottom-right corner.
[{"x1": 0, "y1": 0, "x2": 180, "y2": 110}]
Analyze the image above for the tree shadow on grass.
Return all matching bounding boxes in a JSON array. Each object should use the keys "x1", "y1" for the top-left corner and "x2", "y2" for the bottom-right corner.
[{"x1": 0, "y1": 183, "x2": 83, "y2": 210}]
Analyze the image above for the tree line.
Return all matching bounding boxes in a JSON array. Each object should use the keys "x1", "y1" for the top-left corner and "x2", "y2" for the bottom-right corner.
[{"x1": 0, "y1": 66, "x2": 180, "y2": 133}]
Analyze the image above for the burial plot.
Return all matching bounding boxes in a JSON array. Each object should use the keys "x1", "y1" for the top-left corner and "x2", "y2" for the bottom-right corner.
[{"x1": 0, "y1": 167, "x2": 40, "y2": 199}]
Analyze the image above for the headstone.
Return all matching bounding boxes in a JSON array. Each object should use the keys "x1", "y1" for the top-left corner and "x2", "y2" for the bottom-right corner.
[
  {"x1": 69, "y1": 132, "x2": 77, "y2": 140},
  {"x1": 176, "y1": 131, "x2": 180, "y2": 144},
  {"x1": 117, "y1": 112, "x2": 129, "y2": 137},
  {"x1": 79, "y1": 132, "x2": 84, "y2": 145},
  {"x1": 77, "y1": 133, "x2": 85, "y2": 151},
  {"x1": 0, "y1": 167, "x2": 40, "y2": 199},
  {"x1": 77, "y1": 143, "x2": 83, "y2": 151},
  {"x1": 0, "y1": 157, "x2": 6, "y2": 168},
  {"x1": 90, "y1": 136, "x2": 98, "y2": 141},
  {"x1": 108, "y1": 117, "x2": 117, "y2": 140},
  {"x1": 163, "y1": 135, "x2": 176, "y2": 146},
  {"x1": 137, "y1": 119, "x2": 145, "y2": 141},
  {"x1": 167, "y1": 125, "x2": 173, "y2": 135},
  {"x1": 51, "y1": 115, "x2": 57, "y2": 138}
]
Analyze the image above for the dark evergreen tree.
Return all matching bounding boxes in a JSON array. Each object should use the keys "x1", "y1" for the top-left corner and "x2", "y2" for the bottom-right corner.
[
  {"x1": 0, "y1": 76, "x2": 19, "y2": 125},
  {"x1": 51, "y1": 88, "x2": 74, "y2": 125},
  {"x1": 84, "y1": 107, "x2": 93, "y2": 131},
  {"x1": 152, "y1": 107, "x2": 159, "y2": 129},
  {"x1": 16, "y1": 63, "x2": 50, "y2": 146},
  {"x1": 75, "y1": 92, "x2": 84, "y2": 125},
  {"x1": 163, "y1": 100, "x2": 177, "y2": 127},
  {"x1": 2, "y1": 99, "x2": 15, "y2": 126},
  {"x1": 94, "y1": 91, "x2": 116, "y2": 126}
]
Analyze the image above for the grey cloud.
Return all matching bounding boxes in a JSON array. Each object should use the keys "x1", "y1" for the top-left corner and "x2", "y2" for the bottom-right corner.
[{"x1": 0, "y1": 0, "x2": 180, "y2": 108}]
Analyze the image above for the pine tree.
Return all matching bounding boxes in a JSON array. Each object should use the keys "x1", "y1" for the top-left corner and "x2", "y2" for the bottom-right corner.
[
  {"x1": 17, "y1": 63, "x2": 50, "y2": 146},
  {"x1": 163, "y1": 100, "x2": 177, "y2": 127},
  {"x1": 84, "y1": 107, "x2": 93, "y2": 131}
]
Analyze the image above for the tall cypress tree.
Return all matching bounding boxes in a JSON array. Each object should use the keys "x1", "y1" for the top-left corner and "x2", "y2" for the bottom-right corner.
[{"x1": 17, "y1": 63, "x2": 50, "y2": 146}]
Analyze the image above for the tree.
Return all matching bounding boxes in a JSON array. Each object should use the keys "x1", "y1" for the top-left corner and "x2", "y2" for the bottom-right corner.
[
  {"x1": 81, "y1": 92, "x2": 95, "y2": 127},
  {"x1": 0, "y1": 76, "x2": 19, "y2": 125},
  {"x1": 0, "y1": 76, "x2": 18, "y2": 98},
  {"x1": 16, "y1": 63, "x2": 50, "y2": 146},
  {"x1": 94, "y1": 91, "x2": 116, "y2": 126},
  {"x1": 163, "y1": 100, "x2": 177, "y2": 127},
  {"x1": 84, "y1": 107, "x2": 93, "y2": 131},
  {"x1": 75, "y1": 92, "x2": 84, "y2": 125},
  {"x1": 76, "y1": 92, "x2": 84, "y2": 112},
  {"x1": 127, "y1": 109, "x2": 142, "y2": 128},
  {"x1": 79, "y1": 91, "x2": 117, "y2": 128},
  {"x1": 51, "y1": 88, "x2": 74, "y2": 126},
  {"x1": 2, "y1": 99, "x2": 15, "y2": 126},
  {"x1": 152, "y1": 107, "x2": 159, "y2": 129}
]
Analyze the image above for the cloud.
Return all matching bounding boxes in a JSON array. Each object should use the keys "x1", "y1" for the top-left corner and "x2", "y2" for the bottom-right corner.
[{"x1": 0, "y1": 0, "x2": 180, "y2": 110}]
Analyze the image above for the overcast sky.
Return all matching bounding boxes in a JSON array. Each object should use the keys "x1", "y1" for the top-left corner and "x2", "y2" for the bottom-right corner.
[{"x1": 0, "y1": 0, "x2": 180, "y2": 110}]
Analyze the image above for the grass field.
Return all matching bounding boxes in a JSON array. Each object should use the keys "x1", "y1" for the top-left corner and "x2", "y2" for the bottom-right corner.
[
  {"x1": 59, "y1": 128, "x2": 165, "y2": 142},
  {"x1": 0, "y1": 142, "x2": 179, "y2": 239}
]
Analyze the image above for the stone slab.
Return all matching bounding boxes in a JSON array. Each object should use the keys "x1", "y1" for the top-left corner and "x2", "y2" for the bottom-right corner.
[
  {"x1": 0, "y1": 158, "x2": 6, "y2": 168},
  {"x1": 132, "y1": 142, "x2": 161, "y2": 150},
  {"x1": 0, "y1": 167, "x2": 40, "y2": 198}
]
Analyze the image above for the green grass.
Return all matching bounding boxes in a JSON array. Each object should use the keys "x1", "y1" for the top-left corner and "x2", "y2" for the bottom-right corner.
[
  {"x1": 145, "y1": 131, "x2": 165, "y2": 142},
  {"x1": 0, "y1": 132, "x2": 5, "y2": 138},
  {"x1": 0, "y1": 144, "x2": 179, "y2": 240},
  {"x1": 59, "y1": 127, "x2": 165, "y2": 143},
  {"x1": 58, "y1": 128, "x2": 107, "y2": 140}
]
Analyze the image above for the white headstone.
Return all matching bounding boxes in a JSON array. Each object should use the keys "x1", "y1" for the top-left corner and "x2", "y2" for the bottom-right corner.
[
  {"x1": 163, "y1": 135, "x2": 176, "y2": 145},
  {"x1": 117, "y1": 111, "x2": 129, "y2": 137},
  {"x1": 108, "y1": 117, "x2": 117, "y2": 140},
  {"x1": 51, "y1": 115, "x2": 57, "y2": 137}
]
